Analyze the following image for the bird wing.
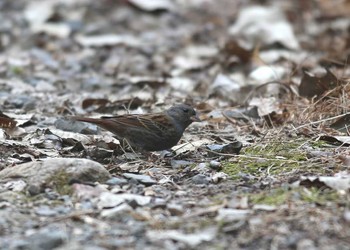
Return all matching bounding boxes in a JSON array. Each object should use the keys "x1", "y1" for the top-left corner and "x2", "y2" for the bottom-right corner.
[{"x1": 102, "y1": 113, "x2": 172, "y2": 134}]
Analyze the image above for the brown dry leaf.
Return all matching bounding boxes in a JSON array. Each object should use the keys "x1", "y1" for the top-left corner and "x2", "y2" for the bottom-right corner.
[
  {"x1": 0, "y1": 116, "x2": 17, "y2": 129},
  {"x1": 249, "y1": 97, "x2": 282, "y2": 117},
  {"x1": 319, "y1": 135, "x2": 350, "y2": 146},
  {"x1": 317, "y1": 0, "x2": 350, "y2": 18},
  {"x1": 222, "y1": 39, "x2": 252, "y2": 64},
  {"x1": 339, "y1": 155, "x2": 350, "y2": 167},
  {"x1": 82, "y1": 98, "x2": 110, "y2": 110},
  {"x1": 299, "y1": 69, "x2": 339, "y2": 98},
  {"x1": 135, "y1": 80, "x2": 166, "y2": 89},
  {"x1": 299, "y1": 176, "x2": 350, "y2": 191}
]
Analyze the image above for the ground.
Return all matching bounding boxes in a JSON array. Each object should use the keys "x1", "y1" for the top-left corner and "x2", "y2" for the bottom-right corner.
[{"x1": 0, "y1": 0, "x2": 350, "y2": 249}]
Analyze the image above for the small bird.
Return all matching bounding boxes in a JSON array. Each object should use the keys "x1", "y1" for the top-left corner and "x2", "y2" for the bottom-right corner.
[{"x1": 72, "y1": 104, "x2": 200, "y2": 151}]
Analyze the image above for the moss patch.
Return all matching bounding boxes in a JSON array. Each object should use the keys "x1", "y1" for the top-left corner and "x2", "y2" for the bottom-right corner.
[
  {"x1": 250, "y1": 187, "x2": 341, "y2": 206},
  {"x1": 46, "y1": 170, "x2": 73, "y2": 195},
  {"x1": 223, "y1": 139, "x2": 329, "y2": 180}
]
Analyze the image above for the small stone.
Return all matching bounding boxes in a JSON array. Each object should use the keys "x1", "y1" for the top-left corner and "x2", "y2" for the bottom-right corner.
[
  {"x1": 27, "y1": 184, "x2": 42, "y2": 196},
  {"x1": 296, "y1": 239, "x2": 317, "y2": 250},
  {"x1": 100, "y1": 203, "x2": 133, "y2": 218},
  {"x1": 97, "y1": 192, "x2": 152, "y2": 209},
  {"x1": 237, "y1": 173, "x2": 255, "y2": 181},
  {"x1": 167, "y1": 204, "x2": 184, "y2": 216},
  {"x1": 4, "y1": 94, "x2": 36, "y2": 109},
  {"x1": 344, "y1": 210, "x2": 350, "y2": 222},
  {"x1": 211, "y1": 172, "x2": 228, "y2": 183},
  {"x1": 192, "y1": 174, "x2": 210, "y2": 185},
  {"x1": 123, "y1": 173, "x2": 156, "y2": 186},
  {"x1": 209, "y1": 160, "x2": 221, "y2": 170},
  {"x1": 207, "y1": 142, "x2": 242, "y2": 155},
  {"x1": 28, "y1": 228, "x2": 67, "y2": 250},
  {"x1": 196, "y1": 163, "x2": 209, "y2": 172},
  {"x1": 253, "y1": 204, "x2": 276, "y2": 211},
  {"x1": 106, "y1": 177, "x2": 128, "y2": 186},
  {"x1": 215, "y1": 208, "x2": 251, "y2": 222},
  {"x1": 9, "y1": 240, "x2": 31, "y2": 250},
  {"x1": 171, "y1": 160, "x2": 193, "y2": 169},
  {"x1": 96, "y1": 238, "x2": 134, "y2": 249},
  {"x1": 44, "y1": 189, "x2": 60, "y2": 200},
  {"x1": 0, "y1": 158, "x2": 111, "y2": 194},
  {"x1": 35, "y1": 206, "x2": 58, "y2": 217}
]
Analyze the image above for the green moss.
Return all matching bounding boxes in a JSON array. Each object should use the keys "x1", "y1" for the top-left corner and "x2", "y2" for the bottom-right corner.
[
  {"x1": 47, "y1": 170, "x2": 73, "y2": 195},
  {"x1": 250, "y1": 188, "x2": 290, "y2": 205},
  {"x1": 222, "y1": 139, "x2": 329, "y2": 180},
  {"x1": 300, "y1": 187, "x2": 341, "y2": 205},
  {"x1": 10, "y1": 66, "x2": 24, "y2": 75},
  {"x1": 250, "y1": 187, "x2": 341, "y2": 206}
]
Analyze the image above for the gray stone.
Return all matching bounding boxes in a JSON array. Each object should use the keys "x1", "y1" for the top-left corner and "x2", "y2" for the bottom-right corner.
[
  {"x1": 9, "y1": 239, "x2": 31, "y2": 250},
  {"x1": 123, "y1": 173, "x2": 156, "y2": 185},
  {"x1": 35, "y1": 206, "x2": 58, "y2": 217},
  {"x1": 192, "y1": 174, "x2": 210, "y2": 185},
  {"x1": 55, "y1": 118, "x2": 97, "y2": 133},
  {"x1": 209, "y1": 160, "x2": 221, "y2": 170},
  {"x1": 97, "y1": 192, "x2": 152, "y2": 209},
  {"x1": 0, "y1": 158, "x2": 111, "y2": 192},
  {"x1": 170, "y1": 160, "x2": 193, "y2": 169},
  {"x1": 106, "y1": 177, "x2": 128, "y2": 186},
  {"x1": 28, "y1": 229, "x2": 67, "y2": 250},
  {"x1": 167, "y1": 204, "x2": 184, "y2": 216}
]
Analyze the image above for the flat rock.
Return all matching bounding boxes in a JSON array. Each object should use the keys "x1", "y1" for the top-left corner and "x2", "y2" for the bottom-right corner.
[
  {"x1": 123, "y1": 173, "x2": 156, "y2": 185},
  {"x1": 27, "y1": 227, "x2": 68, "y2": 250},
  {"x1": 97, "y1": 192, "x2": 152, "y2": 209},
  {"x1": 192, "y1": 174, "x2": 210, "y2": 185},
  {"x1": 0, "y1": 158, "x2": 111, "y2": 190}
]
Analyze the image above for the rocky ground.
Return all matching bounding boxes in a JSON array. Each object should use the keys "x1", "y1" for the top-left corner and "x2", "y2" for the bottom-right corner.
[{"x1": 1, "y1": 0, "x2": 350, "y2": 249}]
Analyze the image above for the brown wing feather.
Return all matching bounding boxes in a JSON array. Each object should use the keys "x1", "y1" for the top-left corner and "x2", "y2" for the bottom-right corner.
[{"x1": 73, "y1": 112, "x2": 173, "y2": 134}]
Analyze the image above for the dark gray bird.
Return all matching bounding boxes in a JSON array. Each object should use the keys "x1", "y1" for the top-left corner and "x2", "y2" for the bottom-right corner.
[{"x1": 72, "y1": 104, "x2": 200, "y2": 151}]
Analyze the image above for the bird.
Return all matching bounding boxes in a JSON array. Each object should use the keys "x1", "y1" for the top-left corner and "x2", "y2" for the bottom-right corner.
[{"x1": 71, "y1": 104, "x2": 201, "y2": 151}]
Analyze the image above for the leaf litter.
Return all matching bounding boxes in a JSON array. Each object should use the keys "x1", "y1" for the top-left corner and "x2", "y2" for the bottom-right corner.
[{"x1": 0, "y1": 0, "x2": 350, "y2": 249}]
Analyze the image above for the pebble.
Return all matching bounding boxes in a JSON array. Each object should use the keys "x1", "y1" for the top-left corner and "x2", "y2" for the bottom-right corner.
[
  {"x1": 167, "y1": 204, "x2": 184, "y2": 216},
  {"x1": 196, "y1": 163, "x2": 209, "y2": 172},
  {"x1": 171, "y1": 160, "x2": 193, "y2": 169},
  {"x1": 0, "y1": 158, "x2": 111, "y2": 193},
  {"x1": 209, "y1": 160, "x2": 221, "y2": 170},
  {"x1": 28, "y1": 228, "x2": 67, "y2": 250},
  {"x1": 106, "y1": 177, "x2": 128, "y2": 186},
  {"x1": 35, "y1": 206, "x2": 58, "y2": 217},
  {"x1": 55, "y1": 118, "x2": 99, "y2": 134},
  {"x1": 192, "y1": 174, "x2": 210, "y2": 185},
  {"x1": 123, "y1": 173, "x2": 156, "y2": 186}
]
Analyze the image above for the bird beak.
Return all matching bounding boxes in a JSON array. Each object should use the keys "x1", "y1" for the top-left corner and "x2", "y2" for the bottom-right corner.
[{"x1": 191, "y1": 114, "x2": 201, "y2": 122}]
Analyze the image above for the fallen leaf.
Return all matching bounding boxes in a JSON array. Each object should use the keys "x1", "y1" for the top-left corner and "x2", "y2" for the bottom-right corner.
[
  {"x1": 229, "y1": 5, "x2": 299, "y2": 50},
  {"x1": 299, "y1": 69, "x2": 339, "y2": 98},
  {"x1": 0, "y1": 116, "x2": 17, "y2": 129},
  {"x1": 299, "y1": 176, "x2": 350, "y2": 191},
  {"x1": 172, "y1": 139, "x2": 213, "y2": 155},
  {"x1": 319, "y1": 135, "x2": 350, "y2": 146}
]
